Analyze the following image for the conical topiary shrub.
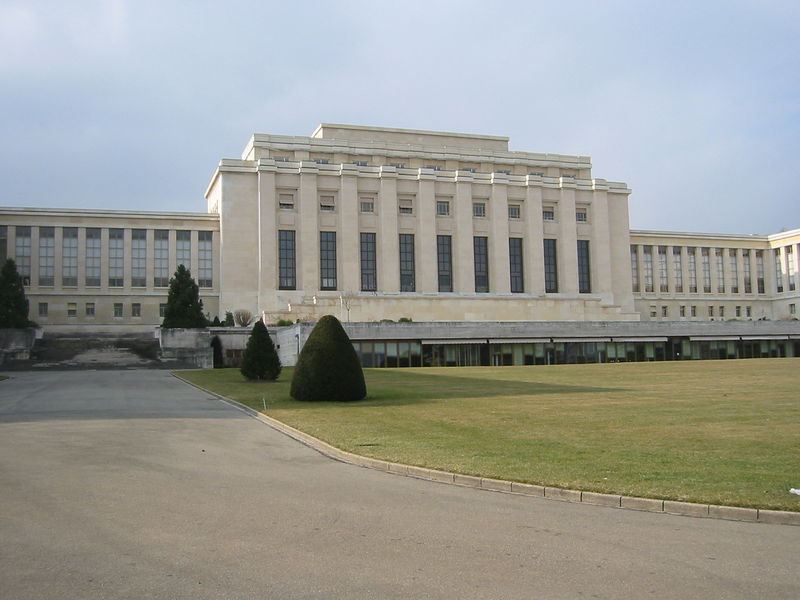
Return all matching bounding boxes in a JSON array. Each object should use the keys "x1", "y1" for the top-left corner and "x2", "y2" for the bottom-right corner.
[
  {"x1": 240, "y1": 320, "x2": 282, "y2": 380},
  {"x1": 290, "y1": 315, "x2": 366, "y2": 402}
]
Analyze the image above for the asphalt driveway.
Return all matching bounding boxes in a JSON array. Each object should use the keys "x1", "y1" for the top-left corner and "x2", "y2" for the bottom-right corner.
[{"x1": 0, "y1": 370, "x2": 797, "y2": 599}]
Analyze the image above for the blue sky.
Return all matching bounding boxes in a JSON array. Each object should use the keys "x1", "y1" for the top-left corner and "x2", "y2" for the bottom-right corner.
[{"x1": 2, "y1": 0, "x2": 798, "y2": 234}]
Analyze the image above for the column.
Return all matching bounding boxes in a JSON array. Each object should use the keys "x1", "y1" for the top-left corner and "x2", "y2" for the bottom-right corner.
[
  {"x1": 378, "y1": 171, "x2": 399, "y2": 292},
  {"x1": 489, "y1": 176, "x2": 510, "y2": 294}
]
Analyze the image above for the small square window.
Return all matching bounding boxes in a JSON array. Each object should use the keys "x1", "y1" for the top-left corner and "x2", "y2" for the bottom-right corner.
[
  {"x1": 159, "y1": 303, "x2": 168, "y2": 318},
  {"x1": 113, "y1": 303, "x2": 123, "y2": 318},
  {"x1": 649, "y1": 307, "x2": 657, "y2": 318},
  {"x1": 132, "y1": 303, "x2": 141, "y2": 317},
  {"x1": 278, "y1": 193, "x2": 295, "y2": 210},
  {"x1": 543, "y1": 209, "x2": 555, "y2": 221},
  {"x1": 576, "y1": 209, "x2": 588, "y2": 222},
  {"x1": 85, "y1": 302, "x2": 95, "y2": 317},
  {"x1": 508, "y1": 204, "x2": 521, "y2": 219},
  {"x1": 353, "y1": 161, "x2": 368, "y2": 167},
  {"x1": 399, "y1": 198, "x2": 414, "y2": 215},
  {"x1": 38, "y1": 302, "x2": 48, "y2": 317},
  {"x1": 67, "y1": 302, "x2": 77, "y2": 317},
  {"x1": 359, "y1": 198, "x2": 374, "y2": 213},
  {"x1": 473, "y1": 202, "x2": 486, "y2": 217},
  {"x1": 314, "y1": 158, "x2": 330, "y2": 165},
  {"x1": 319, "y1": 195, "x2": 335, "y2": 212},
  {"x1": 436, "y1": 201, "x2": 450, "y2": 217}
]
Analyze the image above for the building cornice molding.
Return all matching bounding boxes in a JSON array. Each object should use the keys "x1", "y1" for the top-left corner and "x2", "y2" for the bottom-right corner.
[{"x1": 0, "y1": 206, "x2": 219, "y2": 222}]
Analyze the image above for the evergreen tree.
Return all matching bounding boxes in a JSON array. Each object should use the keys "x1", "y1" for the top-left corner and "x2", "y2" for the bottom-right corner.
[
  {"x1": 290, "y1": 315, "x2": 366, "y2": 402},
  {"x1": 212, "y1": 315, "x2": 222, "y2": 326},
  {"x1": 211, "y1": 335, "x2": 224, "y2": 368},
  {"x1": 241, "y1": 320, "x2": 282, "y2": 380},
  {"x1": 224, "y1": 311, "x2": 235, "y2": 327},
  {"x1": 0, "y1": 259, "x2": 31, "y2": 328},
  {"x1": 161, "y1": 264, "x2": 206, "y2": 328}
]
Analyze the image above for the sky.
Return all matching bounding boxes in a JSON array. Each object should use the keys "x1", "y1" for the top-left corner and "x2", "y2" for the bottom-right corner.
[{"x1": 1, "y1": 0, "x2": 798, "y2": 235}]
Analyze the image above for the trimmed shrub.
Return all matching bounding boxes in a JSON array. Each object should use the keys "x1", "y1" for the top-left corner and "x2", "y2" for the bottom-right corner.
[
  {"x1": 240, "y1": 320, "x2": 281, "y2": 380},
  {"x1": 290, "y1": 315, "x2": 366, "y2": 402},
  {"x1": 211, "y1": 335, "x2": 224, "y2": 368}
]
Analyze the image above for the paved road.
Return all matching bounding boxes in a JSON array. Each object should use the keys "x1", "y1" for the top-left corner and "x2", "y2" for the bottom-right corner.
[{"x1": 0, "y1": 370, "x2": 797, "y2": 599}]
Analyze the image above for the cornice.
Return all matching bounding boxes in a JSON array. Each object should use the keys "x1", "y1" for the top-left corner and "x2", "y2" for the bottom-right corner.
[{"x1": 0, "y1": 206, "x2": 219, "y2": 222}]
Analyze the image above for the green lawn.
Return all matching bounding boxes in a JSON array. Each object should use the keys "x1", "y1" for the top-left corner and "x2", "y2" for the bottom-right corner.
[{"x1": 177, "y1": 358, "x2": 800, "y2": 511}]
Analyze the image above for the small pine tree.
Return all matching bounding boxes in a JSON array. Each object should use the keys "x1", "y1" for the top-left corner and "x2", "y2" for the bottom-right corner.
[
  {"x1": 224, "y1": 311, "x2": 235, "y2": 327},
  {"x1": 211, "y1": 335, "x2": 224, "y2": 368},
  {"x1": 290, "y1": 315, "x2": 366, "y2": 402},
  {"x1": 161, "y1": 265, "x2": 206, "y2": 328},
  {"x1": 240, "y1": 320, "x2": 281, "y2": 380},
  {"x1": 0, "y1": 259, "x2": 31, "y2": 328},
  {"x1": 212, "y1": 315, "x2": 222, "y2": 327}
]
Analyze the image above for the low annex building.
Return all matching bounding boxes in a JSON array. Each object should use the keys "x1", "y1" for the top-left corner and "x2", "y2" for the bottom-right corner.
[{"x1": 1, "y1": 124, "x2": 798, "y2": 365}]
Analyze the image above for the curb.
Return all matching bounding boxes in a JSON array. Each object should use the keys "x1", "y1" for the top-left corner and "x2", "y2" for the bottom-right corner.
[{"x1": 174, "y1": 374, "x2": 800, "y2": 527}]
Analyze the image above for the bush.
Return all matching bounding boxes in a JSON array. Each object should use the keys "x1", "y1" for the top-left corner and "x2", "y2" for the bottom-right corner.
[
  {"x1": 290, "y1": 315, "x2": 366, "y2": 402},
  {"x1": 224, "y1": 311, "x2": 235, "y2": 327},
  {"x1": 240, "y1": 320, "x2": 281, "y2": 380},
  {"x1": 0, "y1": 259, "x2": 31, "y2": 328},
  {"x1": 276, "y1": 318, "x2": 294, "y2": 327},
  {"x1": 161, "y1": 265, "x2": 206, "y2": 328},
  {"x1": 211, "y1": 335, "x2": 224, "y2": 368}
]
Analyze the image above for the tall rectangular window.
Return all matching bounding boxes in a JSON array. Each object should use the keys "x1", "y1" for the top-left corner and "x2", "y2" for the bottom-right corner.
[
  {"x1": 658, "y1": 246, "x2": 668, "y2": 292},
  {"x1": 108, "y1": 228, "x2": 124, "y2": 287},
  {"x1": 788, "y1": 246, "x2": 796, "y2": 291},
  {"x1": 38, "y1": 226, "x2": 55, "y2": 286},
  {"x1": 577, "y1": 240, "x2": 591, "y2": 293},
  {"x1": 509, "y1": 237, "x2": 524, "y2": 293},
  {"x1": 544, "y1": 239, "x2": 558, "y2": 293},
  {"x1": 672, "y1": 247, "x2": 683, "y2": 293},
  {"x1": 687, "y1": 248, "x2": 697, "y2": 293},
  {"x1": 360, "y1": 232, "x2": 377, "y2": 292},
  {"x1": 743, "y1": 250, "x2": 752, "y2": 293},
  {"x1": 14, "y1": 226, "x2": 31, "y2": 283},
  {"x1": 278, "y1": 230, "x2": 296, "y2": 290},
  {"x1": 643, "y1": 246, "x2": 654, "y2": 293},
  {"x1": 729, "y1": 250, "x2": 739, "y2": 293},
  {"x1": 473, "y1": 236, "x2": 489, "y2": 293},
  {"x1": 630, "y1": 246, "x2": 639, "y2": 292},
  {"x1": 131, "y1": 229, "x2": 146, "y2": 287},
  {"x1": 701, "y1": 248, "x2": 711, "y2": 293},
  {"x1": 755, "y1": 250, "x2": 765, "y2": 294},
  {"x1": 62, "y1": 227, "x2": 78, "y2": 286},
  {"x1": 176, "y1": 230, "x2": 191, "y2": 271},
  {"x1": 715, "y1": 249, "x2": 725, "y2": 293},
  {"x1": 399, "y1": 234, "x2": 415, "y2": 292},
  {"x1": 437, "y1": 235, "x2": 453, "y2": 292},
  {"x1": 85, "y1": 228, "x2": 101, "y2": 286},
  {"x1": 319, "y1": 231, "x2": 337, "y2": 290},
  {"x1": 154, "y1": 230, "x2": 169, "y2": 287},
  {"x1": 0, "y1": 225, "x2": 7, "y2": 263},
  {"x1": 198, "y1": 231, "x2": 213, "y2": 287},
  {"x1": 775, "y1": 248, "x2": 784, "y2": 293}
]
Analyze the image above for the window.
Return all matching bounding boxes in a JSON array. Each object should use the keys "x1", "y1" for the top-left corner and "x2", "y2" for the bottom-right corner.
[
  {"x1": 108, "y1": 229, "x2": 124, "y2": 287},
  {"x1": 715, "y1": 249, "x2": 725, "y2": 293},
  {"x1": 575, "y1": 208, "x2": 587, "y2": 222},
  {"x1": 790, "y1": 303, "x2": 796, "y2": 315},
  {"x1": 691, "y1": 305, "x2": 697, "y2": 317},
  {"x1": 85, "y1": 228, "x2": 101, "y2": 286},
  {"x1": 736, "y1": 305, "x2": 741, "y2": 317},
  {"x1": 436, "y1": 200, "x2": 450, "y2": 217},
  {"x1": 38, "y1": 302, "x2": 48, "y2": 317},
  {"x1": 673, "y1": 247, "x2": 683, "y2": 293},
  {"x1": 278, "y1": 193, "x2": 295, "y2": 210},
  {"x1": 787, "y1": 246, "x2": 796, "y2": 291},
  {"x1": 544, "y1": 239, "x2": 558, "y2": 293},
  {"x1": 132, "y1": 303, "x2": 141, "y2": 317},
  {"x1": 701, "y1": 248, "x2": 711, "y2": 293},
  {"x1": 437, "y1": 235, "x2": 453, "y2": 292},
  {"x1": 67, "y1": 302, "x2": 77, "y2": 317},
  {"x1": 159, "y1": 303, "x2": 167, "y2": 318},
  {"x1": 85, "y1": 302, "x2": 95, "y2": 317},
  {"x1": 399, "y1": 234, "x2": 415, "y2": 292},
  {"x1": 746, "y1": 306, "x2": 752, "y2": 318},
  {"x1": 0, "y1": 225, "x2": 6, "y2": 263},
  {"x1": 154, "y1": 230, "x2": 169, "y2": 287},
  {"x1": 353, "y1": 160, "x2": 368, "y2": 167},
  {"x1": 360, "y1": 233, "x2": 377, "y2": 292},
  {"x1": 314, "y1": 158, "x2": 330, "y2": 165},
  {"x1": 473, "y1": 237, "x2": 489, "y2": 293},
  {"x1": 113, "y1": 303, "x2": 123, "y2": 318},
  {"x1": 729, "y1": 250, "x2": 739, "y2": 293},
  {"x1": 755, "y1": 250, "x2": 765, "y2": 294},
  {"x1": 278, "y1": 230, "x2": 296, "y2": 290},
  {"x1": 687, "y1": 248, "x2": 697, "y2": 293},
  {"x1": 508, "y1": 204, "x2": 521, "y2": 219},
  {"x1": 198, "y1": 231, "x2": 213, "y2": 287},
  {"x1": 62, "y1": 228, "x2": 78, "y2": 286},
  {"x1": 661, "y1": 306, "x2": 668, "y2": 318},
  {"x1": 658, "y1": 246, "x2": 668, "y2": 292},
  {"x1": 649, "y1": 306, "x2": 657, "y2": 318},
  {"x1": 131, "y1": 229, "x2": 146, "y2": 287},
  {"x1": 679, "y1": 305, "x2": 686, "y2": 317},
  {"x1": 319, "y1": 231, "x2": 337, "y2": 290},
  {"x1": 643, "y1": 246, "x2": 654, "y2": 293},
  {"x1": 38, "y1": 226, "x2": 55, "y2": 286},
  {"x1": 577, "y1": 240, "x2": 591, "y2": 293},
  {"x1": 319, "y1": 195, "x2": 336, "y2": 212},
  {"x1": 509, "y1": 238, "x2": 524, "y2": 293},
  {"x1": 398, "y1": 197, "x2": 414, "y2": 215},
  {"x1": 14, "y1": 226, "x2": 31, "y2": 283},
  {"x1": 775, "y1": 249, "x2": 784, "y2": 293},
  {"x1": 708, "y1": 305, "x2": 714, "y2": 317},
  {"x1": 359, "y1": 198, "x2": 374, "y2": 213},
  {"x1": 473, "y1": 202, "x2": 486, "y2": 218},
  {"x1": 630, "y1": 246, "x2": 639, "y2": 293},
  {"x1": 542, "y1": 208, "x2": 555, "y2": 221},
  {"x1": 743, "y1": 250, "x2": 752, "y2": 294},
  {"x1": 176, "y1": 230, "x2": 191, "y2": 270},
  {"x1": 719, "y1": 306, "x2": 725, "y2": 318}
]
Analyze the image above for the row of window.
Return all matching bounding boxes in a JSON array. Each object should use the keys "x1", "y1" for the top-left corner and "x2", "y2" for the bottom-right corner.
[
  {"x1": 0, "y1": 226, "x2": 213, "y2": 288},
  {"x1": 648, "y1": 304, "x2": 754, "y2": 319},
  {"x1": 277, "y1": 231, "x2": 591, "y2": 294},
  {"x1": 37, "y1": 301, "x2": 172, "y2": 319},
  {"x1": 631, "y1": 244, "x2": 799, "y2": 295},
  {"x1": 275, "y1": 193, "x2": 589, "y2": 222}
]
